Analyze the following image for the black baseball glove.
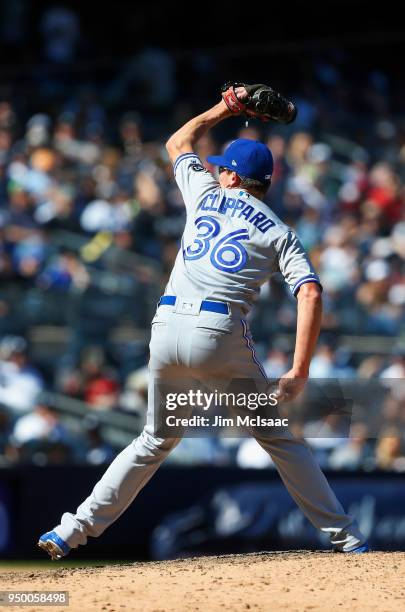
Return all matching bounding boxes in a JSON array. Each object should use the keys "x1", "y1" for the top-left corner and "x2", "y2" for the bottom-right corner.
[{"x1": 221, "y1": 82, "x2": 297, "y2": 124}]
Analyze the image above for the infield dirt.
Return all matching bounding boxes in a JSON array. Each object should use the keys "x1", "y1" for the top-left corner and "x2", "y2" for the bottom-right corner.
[{"x1": 1, "y1": 551, "x2": 404, "y2": 611}]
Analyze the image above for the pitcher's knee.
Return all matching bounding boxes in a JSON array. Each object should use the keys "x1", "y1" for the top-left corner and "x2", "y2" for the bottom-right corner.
[{"x1": 133, "y1": 428, "x2": 181, "y2": 457}]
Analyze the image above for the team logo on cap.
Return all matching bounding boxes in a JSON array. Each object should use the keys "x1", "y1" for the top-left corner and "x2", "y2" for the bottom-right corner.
[{"x1": 231, "y1": 160, "x2": 237, "y2": 166}]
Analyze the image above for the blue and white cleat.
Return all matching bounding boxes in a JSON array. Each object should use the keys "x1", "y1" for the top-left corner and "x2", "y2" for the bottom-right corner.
[
  {"x1": 38, "y1": 531, "x2": 70, "y2": 560},
  {"x1": 329, "y1": 528, "x2": 370, "y2": 553},
  {"x1": 347, "y1": 542, "x2": 370, "y2": 553}
]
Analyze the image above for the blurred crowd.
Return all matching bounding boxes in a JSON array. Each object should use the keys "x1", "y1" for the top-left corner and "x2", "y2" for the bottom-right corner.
[{"x1": 0, "y1": 13, "x2": 404, "y2": 469}]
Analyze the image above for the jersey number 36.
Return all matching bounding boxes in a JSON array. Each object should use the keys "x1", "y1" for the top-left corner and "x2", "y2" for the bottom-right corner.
[{"x1": 183, "y1": 215, "x2": 249, "y2": 273}]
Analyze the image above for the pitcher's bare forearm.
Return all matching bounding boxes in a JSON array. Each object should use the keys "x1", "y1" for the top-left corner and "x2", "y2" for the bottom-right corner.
[
  {"x1": 292, "y1": 283, "x2": 322, "y2": 376},
  {"x1": 166, "y1": 101, "x2": 232, "y2": 162}
]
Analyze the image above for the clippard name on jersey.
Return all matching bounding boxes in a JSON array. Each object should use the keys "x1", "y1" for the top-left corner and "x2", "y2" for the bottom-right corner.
[{"x1": 198, "y1": 191, "x2": 276, "y2": 234}]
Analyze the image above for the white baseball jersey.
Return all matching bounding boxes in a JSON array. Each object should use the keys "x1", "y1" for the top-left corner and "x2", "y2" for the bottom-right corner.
[{"x1": 164, "y1": 153, "x2": 321, "y2": 311}]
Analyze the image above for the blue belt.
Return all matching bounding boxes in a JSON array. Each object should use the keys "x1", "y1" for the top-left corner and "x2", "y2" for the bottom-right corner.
[{"x1": 158, "y1": 295, "x2": 229, "y2": 315}]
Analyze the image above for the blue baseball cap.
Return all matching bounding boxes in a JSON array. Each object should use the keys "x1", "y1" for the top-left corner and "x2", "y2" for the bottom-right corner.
[{"x1": 207, "y1": 138, "x2": 273, "y2": 183}]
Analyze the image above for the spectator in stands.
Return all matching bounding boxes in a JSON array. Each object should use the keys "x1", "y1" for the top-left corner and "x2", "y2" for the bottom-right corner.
[
  {"x1": 12, "y1": 400, "x2": 69, "y2": 446},
  {"x1": 167, "y1": 436, "x2": 229, "y2": 466},
  {"x1": 262, "y1": 341, "x2": 290, "y2": 379},
  {"x1": 375, "y1": 426, "x2": 405, "y2": 472},
  {"x1": 80, "y1": 189, "x2": 133, "y2": 234},
  {"x1": 37, "y1": 250, "x2": 90, "y2": 292},
  {"x1": 0, "y1": 336, "x2": 43, "y2": 413},
  {"x1": 40, "y1": 6, "x2": 80, "y2": 64},
  {"x1": 7, "y1": 399, "x2": 75, "y2": 465},
  {"x1": 309, "y1": 344, "x2": 355, "y2": 378},
  {"x1": 303, "y1": 414, "x2": 350, "y2": 468},
  {"x1": 380, "y1": 345, "x2": 405, "y2": 380},
  {"x1": 328, "y1": 422, "x2": 375, "y2": 471},
  {"x1": 82, "y1": 415, "x2": 115, "y2": 465},
  {"x1": 81, "y1": 346, "x2": 120, "y2": 411},
  {"x1": 0, "y1": 405, "x2": 12, "y2": 461},
  {"x1": 120, "y1": 366, "x2": 148, "y2": 415},
  {"x1": 85, "y1": 378, "x2": 120, "y2": 411},
  {"x1": 236, "y1": 438, "x2": 275, "y2": 469}
]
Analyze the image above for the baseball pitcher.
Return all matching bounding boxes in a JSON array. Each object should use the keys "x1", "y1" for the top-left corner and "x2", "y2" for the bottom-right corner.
[{"x1": 38, "y1": 83, "x2": 368, "y2": 559}]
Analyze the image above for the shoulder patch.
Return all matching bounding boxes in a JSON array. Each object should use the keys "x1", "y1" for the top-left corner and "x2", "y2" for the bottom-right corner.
[{"x1": 189, "y1": 162, "x2": 205, "y2": 172}]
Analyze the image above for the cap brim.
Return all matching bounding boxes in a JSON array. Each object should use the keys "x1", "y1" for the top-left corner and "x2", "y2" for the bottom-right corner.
[{"x1": 206, "y1": 155, "x2": 229, "y2": 167}]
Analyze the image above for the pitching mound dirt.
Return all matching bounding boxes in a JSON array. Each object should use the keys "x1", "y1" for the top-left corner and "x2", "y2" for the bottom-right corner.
[{"x1": 1, "y1": 551, "x2": 404, "y2": 611}]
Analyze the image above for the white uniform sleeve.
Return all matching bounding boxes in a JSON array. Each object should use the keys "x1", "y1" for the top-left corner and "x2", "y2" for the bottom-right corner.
[
  {"x1": 275, "y1": 230, "x2": 322, "y2": 296},
  {"x1": 173, "y1": 153, "x2": 218, "y2": 211}
]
